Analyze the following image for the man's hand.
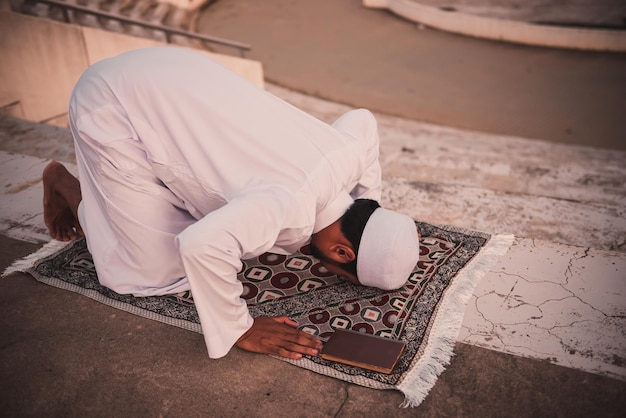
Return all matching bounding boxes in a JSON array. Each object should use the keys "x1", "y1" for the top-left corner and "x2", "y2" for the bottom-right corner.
[{"x1": 235, "y1": 316, "x2": 323, "y2": 359}]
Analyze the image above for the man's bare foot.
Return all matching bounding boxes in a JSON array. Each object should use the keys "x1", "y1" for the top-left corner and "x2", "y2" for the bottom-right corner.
[{"x1": 42, "y1": 161, "x2": 83, "y2": 241}]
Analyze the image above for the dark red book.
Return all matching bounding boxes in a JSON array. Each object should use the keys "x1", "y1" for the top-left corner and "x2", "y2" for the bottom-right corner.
[{"x1": 320, "y1": 328, "x2": 406, "y2": 374}]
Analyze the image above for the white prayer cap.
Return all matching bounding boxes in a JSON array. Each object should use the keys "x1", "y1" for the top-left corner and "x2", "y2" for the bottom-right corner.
[{"x1": 356, "y1": 208, "x2": 420, "y2": 290}]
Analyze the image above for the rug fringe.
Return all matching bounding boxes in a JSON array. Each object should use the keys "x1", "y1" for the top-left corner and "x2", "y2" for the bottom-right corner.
[
  {"x1": 2, "y1": 239, "x2": 204, "y2": 334},
  {"x1": 397, "y1": 233, "x2": 515, "y2": 407},
  {"x1": 3, "y1": 232, "x2": 515, "y2": 408},
  {"x1": 2, "y1": 240, "x2": 72, "y2": 278}
]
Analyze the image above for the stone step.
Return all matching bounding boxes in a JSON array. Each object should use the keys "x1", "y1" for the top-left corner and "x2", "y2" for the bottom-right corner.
[
  {"x1": 1, "y1": 80, "x2": 624, "y2": 384},
  {"x1": 0, "y1": 149, "x2": 623, "y2": 382},
  {"x1": 12, "y1": 0, "x2": 200, "y2": 47},
  {"x1": 2, "y1": 74, "x2": 626, "y2": 253},
  {"x1": 267, "y1": 83, "x2": 626, "y2": 252}
]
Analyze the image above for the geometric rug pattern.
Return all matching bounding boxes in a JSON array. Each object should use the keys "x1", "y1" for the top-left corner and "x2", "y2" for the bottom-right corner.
[{"x1": 6, "y1": 221, "x2": 513, "y2": 407}]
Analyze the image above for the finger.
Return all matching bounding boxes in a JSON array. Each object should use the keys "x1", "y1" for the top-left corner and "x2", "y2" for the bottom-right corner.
[
  {"x1": 273, "y1": 316, "x2": 299, "y2": 328},
  {"x1": 277, "y1": 329, "x2": 322, "y2": 353},
  {"x1": 273, "y1": 318, "x2": 322, "y2": 348},
  {"x1": 276, "y1": 323, "x2": 320, "y2": 343},
  {"x1": 275, "y1": 335, "x2": 321, "y2": 357},
  {"x1": 276, "y1": 346, "x2": 304, "y2": 360},
  {"x1": 285, "y1": 342, "x2": 320, "y2": 357},
  {"x1": 297, "y1": 329, "x2": 323, "y2": 349},
  {"x1": 271, "y1": 336, "x2": 318, "y2": 359},
  {"x1": 240, "y1": 331, "x2": 309, "y2": 359}
]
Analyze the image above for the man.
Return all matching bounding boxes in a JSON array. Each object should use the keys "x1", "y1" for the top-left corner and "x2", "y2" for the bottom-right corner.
[{"x1": 43, "y1": 47, "x2": 420, "y2": 360}]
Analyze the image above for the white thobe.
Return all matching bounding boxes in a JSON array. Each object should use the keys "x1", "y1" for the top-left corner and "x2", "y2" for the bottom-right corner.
[{"x1": 69, "y1": 47, "x2": 382, "y2": 358}]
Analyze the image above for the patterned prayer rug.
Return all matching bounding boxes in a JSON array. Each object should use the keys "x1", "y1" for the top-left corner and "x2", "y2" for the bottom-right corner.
[{"x1": 3, "y1": 221, "x2": 512, "y2": 407}]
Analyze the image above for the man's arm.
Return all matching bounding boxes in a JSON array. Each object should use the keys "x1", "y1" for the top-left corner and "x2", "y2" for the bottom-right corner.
[
  {"x1": 175, "y1": 188, "x2": 321, "y2": 359},
  {"x1": 350, "y1": 157, "x2": 382, "y2": 201},
  {"x1": 332, "y1": 109, "x2": 383, "y2": 201}
]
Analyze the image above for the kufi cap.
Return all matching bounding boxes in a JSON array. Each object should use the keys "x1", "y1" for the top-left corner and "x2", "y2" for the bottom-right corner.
[{"x1": 356, "y1": 208, "x2": 420, "y2": 290}]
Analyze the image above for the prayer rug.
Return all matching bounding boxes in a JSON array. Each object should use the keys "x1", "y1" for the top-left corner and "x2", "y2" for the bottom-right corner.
[{"x1": 3, "y1": 221, "x2": 512, "y2": 407}]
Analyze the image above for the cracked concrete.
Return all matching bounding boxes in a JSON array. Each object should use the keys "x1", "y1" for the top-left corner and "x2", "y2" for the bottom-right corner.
[
  {"x1": 1, "y1": 1, "x2": 626, "y2": 413},
  {"x1": 1, "y1": 87, "x2": 624, "y2": 385},
  {"x1": 267, "y1": 84, "x2": 626, "y2": 253},
  {"x1": 459, "y1": 238, "x2": 626, "y2": 381}
]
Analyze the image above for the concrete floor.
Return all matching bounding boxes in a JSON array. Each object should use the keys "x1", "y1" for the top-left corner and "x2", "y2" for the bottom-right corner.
[
  {"x1": 1, "y1": 100, "x2": 625, "y2": 415},
  {"x1": 1, "y1": 0, "x2": 626, "y2": 416},
  {"x1": 0, "y1": 238, "x2": 624, "y2": 417}
]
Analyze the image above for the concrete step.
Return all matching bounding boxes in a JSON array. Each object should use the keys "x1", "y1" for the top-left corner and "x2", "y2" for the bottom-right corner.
[
  {"x1": 267, "y1": 83, "x2": 626, "y2": 253},
  {"x1": 1, "y1": 78, "x2": 625, "y2": 381},
  {"x1": 1, "y1": 148, "x2": 623, "y2": 382}
]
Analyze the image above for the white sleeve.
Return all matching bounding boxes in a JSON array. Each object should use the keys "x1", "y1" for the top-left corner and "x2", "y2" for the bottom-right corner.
[
  {"x1": 175, "y1": 188, "x2": 289, "y2": 359},
  {"x1": 350, "y1": 157, "x2": 382, "y2": 202},
  {"x1": 332, "y1": 109, "x2": 383, "y2": 202}
]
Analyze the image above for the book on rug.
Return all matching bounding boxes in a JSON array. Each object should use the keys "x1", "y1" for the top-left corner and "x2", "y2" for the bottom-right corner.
[{"x1": 320, "y1": 328, "x2": 406, "y2": 374}]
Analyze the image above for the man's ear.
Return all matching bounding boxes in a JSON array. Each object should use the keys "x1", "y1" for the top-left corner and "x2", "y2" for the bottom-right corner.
[{"x1": 328, "y1": 243, "x2": 355, "y2": 263}]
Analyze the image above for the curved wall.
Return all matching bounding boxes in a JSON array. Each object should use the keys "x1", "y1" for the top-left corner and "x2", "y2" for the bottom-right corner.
[{"x1": 363, "y1": 0, "x2": 626, "y2": 52}]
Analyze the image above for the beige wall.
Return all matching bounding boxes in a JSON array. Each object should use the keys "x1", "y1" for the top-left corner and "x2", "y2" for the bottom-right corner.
[
  {"x1": 0, "y1": 10, "x2": 264, "y2": 125},
  {"x1": 0, "y1": 13, "x2": 90, "y2": 122},
  {"x1": 81, "y1": 27, "x2": 264, "y2": 88},
  {"x1": 363, "y1": 0, "x2": 626, "y2": 52}
]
